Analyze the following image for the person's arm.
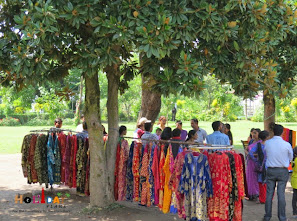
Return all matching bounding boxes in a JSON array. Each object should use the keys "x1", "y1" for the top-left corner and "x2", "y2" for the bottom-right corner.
[
  {"x1": 249, "y1": 146, "x2": 257, "y2": 162},
  {"x1": 288, "y1": 144, "x2": 293, "y2": 161}
]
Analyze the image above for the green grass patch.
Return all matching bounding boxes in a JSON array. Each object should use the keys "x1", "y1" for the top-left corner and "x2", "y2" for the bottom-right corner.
[{"x1": 2, "y1": 120, "x2": 297, "y2": 154}]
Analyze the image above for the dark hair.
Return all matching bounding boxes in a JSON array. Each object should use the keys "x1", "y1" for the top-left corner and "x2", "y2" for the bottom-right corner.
[
  {"x1": 161, "y1": 127, "x2": 172, "y2": 140},
  {"x1": 144, "y1": 122, "x2": 152, "y2": 131},
  {"x1": 54, "y1": 118, "x2": 63, "y2": 123},
  {"x1": 156, "y1": 127, "x2": 162, "y2": 132},
  {"x1": 191, "y1": 118, "x2": 198, "y2": 124},
  {"x1": 119, "y1": 125, "x2": 127, "y2": 135},
  {"x1": 273, "y1": 124, "x2": 284, "y2": 136},
  {"x1": 102, "y1": 125, "x2": 107, "y2": 135},
  {"x1": 225, "y1": 123, "x2": 231, "y2": 130},
  {"x1": 172, "y1": 128, "x2": 181, "y2": 137},
  {"x1": 249, "y1": 128, "x2": 255, "y2": 138},
  {"x1": 80, "y1": 114, "x2": 84, "y2": 119},
  {"x1": 258, "y1": 130, "x2": 269, "y2": 141},
  {"x1": 82, "y1": 121, "x2": 87, "y2": 130},
  {"x1": 253, "y1": 128, "x2": 261, "y2": 134},
  {"x1": 176, "y1": 120, "x2": 182, "y2": 125},
  {"x1": 186, "y1": 130, "x2": 196, "y2": 141},
  {"x1": 212, "y1": 121, "x2": 221, "y2": 131}
]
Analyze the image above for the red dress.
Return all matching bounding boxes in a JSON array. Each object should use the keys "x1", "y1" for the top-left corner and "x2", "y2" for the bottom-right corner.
[
  {"x1": 158, "y1": 144, "x2": 166, "y2": 209},
  {"x1": 132, "y1": 142, "x2": 141, "y2": 201},
  {"x1": 151, "y1": 145, "x2": 160, "y2": 205},
  {"x1": 118, "y1": 139, "x2": 129, "y2": 201},
  {"x1": 114, "y1": 142, "x2": 121, "y2": 201}
]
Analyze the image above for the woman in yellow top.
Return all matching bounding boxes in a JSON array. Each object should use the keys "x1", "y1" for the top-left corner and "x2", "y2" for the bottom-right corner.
[{"x1": 291, "y1": 147, "x2": 297, "y2": 218}]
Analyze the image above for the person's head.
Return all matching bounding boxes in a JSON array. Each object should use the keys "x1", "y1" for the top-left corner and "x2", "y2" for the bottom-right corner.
[
  {"x1": 258, "y1": 130, "x2": 269, "y2": 142},
  {"x1": 102, "y1": 125, "x2": 107, "y2": 135},
  {"x1": 172, "y1": 128, "x2": 181, "y2": 138},
  {"x1": 186, "y1": 130, "x2": 197, "y2": 141},
  {"x1": 80, "y1": 114, "x2": 85, "y2": 122},
  {"x1": 144, "y1": 121, "x2": 152, "y2": 132},
  {"x1": 191, "y1": 118, "x2": 199, "y2": 130},
  {"x1": 252, "y1": 128, "x2": 261, "y2": 140},
  {"x1": 137, "y1": 117, "x2": 147, "y2": 130},
  {"x1": 82, "y1": 121, "x2": 87, "y2": 131},
  {"x1": 161, "y1": 127, "x2": 172, "y2": 140},
  {"x1": 212, "y1": 121, "x2": 222, "y2": 131},
  {"x1": 119, "y1": 125, "x2": 127, "y2": 136},
  {"x1": 225, "y1": 123, "x2": 231, "y2": 133},
  {"x1": 272, "y1": 124, "x2": 284, "y2": 136},
  {"x1": 176, "y1": 120, "x2": 182, "y2": 130},
  {"x1": 156, "y1": 128, "x2": 162, "y2": 136},
  {"x1": 158, "y1": 116, "x2": 166, "y2": 126},
  {"x1": 54, "y1": 118, "x2": 63, "y2": 128},
  {"x1": 249, "y1": 128, "x2": 255, "y2": 138},
  {"x1": 220, "y1": 123, "x2": 226, "y2": 133}
]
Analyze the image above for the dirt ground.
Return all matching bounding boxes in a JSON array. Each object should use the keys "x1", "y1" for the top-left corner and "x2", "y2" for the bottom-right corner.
[{"x1": 0, "y1": 153, "x2": 296, "y2": 221}]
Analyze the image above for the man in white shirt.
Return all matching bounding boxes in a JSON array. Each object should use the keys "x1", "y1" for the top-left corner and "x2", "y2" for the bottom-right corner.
[
  {"x1": 76, "y1": 114, "x2": 84, "y2": 132},
  {"x1": 264, "y1": 124, "x2": 293, "y2": 221},
  {"x1": 190, "y1": 118, "x2": 207, "y2": 144}
]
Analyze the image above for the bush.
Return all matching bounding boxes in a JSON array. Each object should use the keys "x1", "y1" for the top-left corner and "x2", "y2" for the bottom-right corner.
[
  {"x1": 0, "y1": 117, "x2": 21, "y2": 126},
  {"x1": 251, "y1": 107, "x2": 264, "y2": 122},
  {"x1": 62, "y1": 118, "x2": 75, "y2": 126},
  {"x1": 25, "y1": 118, "x2": 52, "y2": 126}
]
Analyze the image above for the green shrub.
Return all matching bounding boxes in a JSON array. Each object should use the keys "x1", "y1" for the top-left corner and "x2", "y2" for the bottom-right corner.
[
  {"x1": 62, "y1": 118, "x2": 75, "y2": 126},
  {"x1": 0, "y1": 117, "x2": 21, "y2": 126},
  {"x1": 25, "y1": 118, "x2": 52, "y2": 126}
]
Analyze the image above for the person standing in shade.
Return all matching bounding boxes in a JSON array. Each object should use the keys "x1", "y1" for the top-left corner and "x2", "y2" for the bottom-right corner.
[
  {"x1": 76, "y1": 114, "x2": 85, "y2": 132},
  {"x1": 190, "y1": 118, "x2": 207, "y2": 144},
  {"x1": 141, "y1": 121, "x2": 159, "y2": 146},
  {"x1": 175, "y1": 120, "x2": 188, "y2": 141},
  {"x1": 264, "y1": 123, "x2": 293, "y2": 221},
  {"x1": 206, "y1": 121, "x2": 230, "y2": 145}
]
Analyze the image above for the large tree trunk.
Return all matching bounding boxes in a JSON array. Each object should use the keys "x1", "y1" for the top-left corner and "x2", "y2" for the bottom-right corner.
[
  {"x1": 75, "y1": 76, "x2": 84, "y2": 125},
  {"x1": 105, "y1": 64, "x2": 121, "y2": 202},
  {"x1": 263, "y1": 90, "x2": 276, "y2": 131},
  {"x1": 138, "y1": 74, "x2": 161, "y2": 124},
  {"x1": 85, "y1": 72, "x2": 107, "y2": 207}
]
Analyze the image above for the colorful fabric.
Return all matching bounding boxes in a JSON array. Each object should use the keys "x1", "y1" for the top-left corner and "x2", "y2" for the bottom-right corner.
[
  {"x1": 47, "y1": 134, "x2": 56, "y2": 185},
  {"x1": 208, "y1": 152, "x2": 232, "y2": 221},
  {"x1": 158, "y1": 144, "x2": 166, "y2": 209},
  {"x1": 114, "y1": 142, "x2": 121, "y2": 201},
  {"x1": 148, "y1": 145, "x2": 155, "y2": 206},
  {"x1": 126, "y1": 142, "x2": 134, "y2": 201},
  {"x1": 259, "y1": 182, "x2": 267, "y2": 203},
  {"x1": 151, "y1": 144, "x2": 160, "y2": 205},
  {"x1": 34, "y1": 134, "x2": 48, "y2": 185},
  {"x1": 162, "y1": 144, "x2": 173, "y2": 213},
  {"x1": 118, "y1": 139, "x2": 129, "y2": 201},
  {"x1": 58, "y1": 133, "x2": 67, "y2": 183},
  {"x1": 29, "y1": 135, "x2": 38, "y2": 183},
  {"x1": 132, "y1": 142, "x2": 141, "y2": 201},
  {"x1": 21, "y1": 134, "x2": 32, "y2": 178},
  {"x1": 246, "y1": 141, "x2": 260, "y2": 197},
  {"x1": 140, "y1": 144, "x2": 150, "y2": 206}
]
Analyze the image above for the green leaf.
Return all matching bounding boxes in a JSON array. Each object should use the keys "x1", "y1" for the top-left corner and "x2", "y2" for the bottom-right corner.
[
  {"x1": 67, "y1": 2, "x2": 73, "y2": 11},
  {"x1": 233, "y1": 41, "x2": 239, "y2": 51}
]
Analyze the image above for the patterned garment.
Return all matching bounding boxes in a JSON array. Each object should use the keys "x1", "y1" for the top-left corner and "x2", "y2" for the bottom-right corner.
[
  {"x1": 208, "y1": 152, "x2": 232, "y2": 221},
  {"x1": 169, "y1": 151, "x2": 186, "y2": 218},
  {"x1": 118, "y1": 139, "x2": 129, "y2": 201},
  {"x1": 140, "y1": 144, "x2": 151, "y2": 206},
  {"x1": 162, "y1": 144, "x2": 174, "y2": 214},
  {"x1": 84, "y1": 138, "x2": 90, "y2": 196},
  {"x1": 34, "y1": 134, "x2": 48, "y2": 185},
  {"x1": 114, "y1": 142, "x2": 121, "y2": 201},
  {"x1": 151, "y1": 145, "x2": 160, "y2": 205},
  {"x1": 21, "y1": 134, "x2": 32, "y2": 178},
  {"x1": 179, "y1": 153, "x2": 213, "y2": 221},
  {"x1": 226, "y1": 152, "x2": 238, "y2": 221},
  {"x1": 126, "y1": 142, "x2": 134, "y2": 201},
  {"x1": 29, "y1": 135, "x2": 38, "y2": 183},
  {"x1": 148, "y1": 144, "x2": 155, "y2": 206},
  {"x1": 158, "y1": 144, "x2": 166, "y2": 209},
  {"x1": 132, "y1": 142, "x2": 141, "y2": 202},
  {"x1": 47, "y1": 134, "x2": 56, "y2": 185},
  {"x1": 53, "y1": 135, "x2": 61, "y2": 184},
  {"x1": 58, "y1": 133, "x2": 67, "y2": 183},
  {"x1": 76, "y1": 137, "x2": 87, "y2": 194},
  {"x1": 68, "y1": 135, "x2": 77, "y2": 188}
]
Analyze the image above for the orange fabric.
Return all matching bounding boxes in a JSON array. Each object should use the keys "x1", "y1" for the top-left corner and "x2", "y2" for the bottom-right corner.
[
  {"x1": 259, "y1": 182, "x2": 267, "y2": 203},
  {"x1": 162, "y1": 145, "x2": 173, "y2": 213}
]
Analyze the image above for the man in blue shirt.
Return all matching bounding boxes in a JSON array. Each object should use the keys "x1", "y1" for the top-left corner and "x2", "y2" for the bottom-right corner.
[
  {"x1": 206, "y1": 121, "x2": 230, "y2": 146},
  {"x1": 264, "y1": 124, "x2": 293, "y2": 221}
]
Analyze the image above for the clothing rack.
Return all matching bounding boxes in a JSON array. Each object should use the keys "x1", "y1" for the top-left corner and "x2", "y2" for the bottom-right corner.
[
  {"x1": 123, "y1": 136, "x2": 233, "y2": 149},
  {"x1": 30, "y1": 128, "x2": 82, "y2": 134}
]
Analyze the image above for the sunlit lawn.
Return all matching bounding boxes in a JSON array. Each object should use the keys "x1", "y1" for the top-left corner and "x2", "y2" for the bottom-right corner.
[{"x1": 1, "y1": 120, "x2": 297, "y2": 154}]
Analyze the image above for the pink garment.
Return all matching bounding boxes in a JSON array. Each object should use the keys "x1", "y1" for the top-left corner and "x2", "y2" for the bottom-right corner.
[
  {"x1": 118, "y1": 139, "x2": 129, "y2": 201},
  {"x1": 152, "y1": 145, "x2": 160, "y2": 205}
]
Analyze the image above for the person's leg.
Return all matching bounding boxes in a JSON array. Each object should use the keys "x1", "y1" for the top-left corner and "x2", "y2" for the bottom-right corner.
[
  {"x1": 276, "y1": 168, "x2": 289, "y2": 221},
  {"x1": 264, "y1": 168, "x2": 277, "y2": 221},
  {"x1": 292, "y1": 188, "x2": 297, "y2": 215}
]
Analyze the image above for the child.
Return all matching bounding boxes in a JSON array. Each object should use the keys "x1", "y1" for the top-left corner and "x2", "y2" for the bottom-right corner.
[
  {"x1": 155, "y1": 127, "x2": 162, "y2": 139},
  {"x1": 291, "y1": 147, "x2": 297, "y2": 217}
]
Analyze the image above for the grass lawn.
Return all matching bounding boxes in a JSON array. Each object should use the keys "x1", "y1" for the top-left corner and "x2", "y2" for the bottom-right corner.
[{"x1": 1, "y1": 120, "x2": 297, "y2": 154}]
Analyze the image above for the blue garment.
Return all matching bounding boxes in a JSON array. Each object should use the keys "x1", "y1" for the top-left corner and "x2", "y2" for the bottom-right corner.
[
  {"x1": 249, "y1": 143, "x2": 267, "y2": 183},
  {"x1": 141, "y1": 131, "x2": 159, "y2": 146},
  {"x1": 126, "y1": 142, "x2": 134, "y2": 201},
  {"x1": 194, "y1": 128, "x2": 207, "y2": 144},
  {"x1": 47, "y1": 135, "x2": 55, "y2": 185},
  {"x1": 76, "y1": 130, "x2": 88, "y2": 140},
  {"x1": 179, "y1": 153, "x2": 213, "y2": 221},
  {"x1": 265, "y1": 136, "x2": 293, "y2": 168},
  {"x1": 149, "y1": 145, "x2": 155, "y2": 206},
  {"x1": 206, "y1": 131, "x2": 230, "y2": 145}
]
